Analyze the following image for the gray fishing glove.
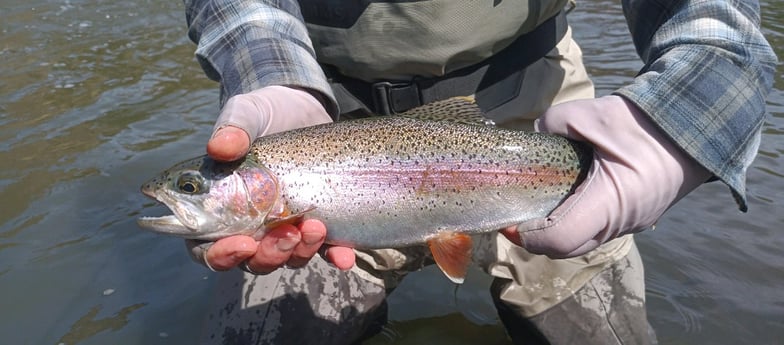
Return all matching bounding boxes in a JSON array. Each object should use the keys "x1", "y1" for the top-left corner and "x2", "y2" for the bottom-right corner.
[
  {"x1": 507, "y1": 95, "x2": 712, "y2": 258},
  {"x1": 206, "y1": 85, "x2": 333, "y2": 162}
]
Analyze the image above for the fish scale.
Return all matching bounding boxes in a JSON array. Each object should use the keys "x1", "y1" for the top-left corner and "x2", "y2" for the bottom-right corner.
[{"x1": 138, "y1": 98, "x2": 591, "y2": 283}]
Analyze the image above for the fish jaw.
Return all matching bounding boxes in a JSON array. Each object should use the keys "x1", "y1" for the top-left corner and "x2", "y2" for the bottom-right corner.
[
  {"x1": 137, "y1": 215, "x2": 192, "y2": 236},
  {"x1": 137, "y1": 156, "x2": 281, "y2": 241}
]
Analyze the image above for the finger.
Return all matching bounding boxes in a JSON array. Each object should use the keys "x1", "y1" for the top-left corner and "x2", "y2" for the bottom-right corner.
[
  {"x1": 518, "y1": 162, "x2": 612, "y2": 258},
  {"x1": 286, "y1": 219, "x2": 327, "y2": 268},
  {"x1": 535, "y1": 99, "x2": 594, "y2": 141},
  {"x1": 245, "y1": 224, "x2": 301, "y2": 274},
  {"x1": 499, "y1": 226, "x2": 522, "y2": 246},
  {"x1": 205, "y1": 235, "x2": 259, "y2": 271},
  {"x1": 324, "y1": 246, "x2": 356, "y2": 271},
  {"x1": 207, "y1": 126, "x2": 251, "y2": 162},
  {"x1": 522, "y1": 226, "x2": 602, "y2": 259}
]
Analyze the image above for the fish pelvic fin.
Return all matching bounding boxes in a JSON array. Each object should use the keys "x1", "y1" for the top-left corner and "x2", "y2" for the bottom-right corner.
[{"x1": 427, "y1": 231, "x2": 473, "y2": 284}]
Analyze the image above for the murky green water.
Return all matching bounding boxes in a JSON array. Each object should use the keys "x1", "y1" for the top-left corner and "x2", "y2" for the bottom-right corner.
[{"x1": 1, "y1": 1, "x2": 782, "y2": 344}]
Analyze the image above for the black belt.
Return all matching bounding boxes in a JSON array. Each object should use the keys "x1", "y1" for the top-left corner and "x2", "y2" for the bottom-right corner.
[{"x1": 326, "y1": 10, "x2": 568, "y2": 116}]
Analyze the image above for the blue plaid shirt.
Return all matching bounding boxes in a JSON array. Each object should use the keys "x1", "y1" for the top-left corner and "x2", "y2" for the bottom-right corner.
[{"x1": 184, "y1": 0, "x2": 777, "y2": 210}]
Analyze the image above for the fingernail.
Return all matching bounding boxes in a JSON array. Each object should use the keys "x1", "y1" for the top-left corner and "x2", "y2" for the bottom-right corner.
[
  {"x1": 210, "y1": 127, "x2": 223, "y2": 140},
  {"x1": 302, "y1": 231, "x2": 324, "y2": 246},
  {"x1": 276, "y1": 235, "x2": 298, "y2": 251}
]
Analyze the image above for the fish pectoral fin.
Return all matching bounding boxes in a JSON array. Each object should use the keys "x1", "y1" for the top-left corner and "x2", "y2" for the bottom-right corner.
[
  {"x1": 427, "y1": 231, "x2": 473, "y2": 284},
  {"x1": 263, "y1": 206, "x2": 316, "y2": 229}
]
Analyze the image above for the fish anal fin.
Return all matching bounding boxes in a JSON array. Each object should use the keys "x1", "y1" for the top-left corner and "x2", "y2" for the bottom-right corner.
[{"x1": 427, "y1": 231, "x2": 473, "y2": 284}]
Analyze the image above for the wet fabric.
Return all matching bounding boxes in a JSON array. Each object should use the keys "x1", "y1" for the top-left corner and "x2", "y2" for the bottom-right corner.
[{"x1": 493, "y1": 241, "x2": 655, "y2": 345}]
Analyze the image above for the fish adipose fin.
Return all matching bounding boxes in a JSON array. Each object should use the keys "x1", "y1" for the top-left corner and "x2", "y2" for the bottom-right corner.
[{"x1": 427, "y1": 231, "x2": 473, "y2": 284}]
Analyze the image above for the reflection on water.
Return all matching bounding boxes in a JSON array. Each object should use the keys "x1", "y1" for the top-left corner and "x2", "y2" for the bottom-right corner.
[
  {"x1": 0, "y1": 0, "x2": 782, "y2": 344},
  {"x1": 57, "y1": 303, "x2": 146, "y2": 345}
]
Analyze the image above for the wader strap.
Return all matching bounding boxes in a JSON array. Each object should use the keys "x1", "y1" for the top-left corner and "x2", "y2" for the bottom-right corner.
[{"x1": 325, "y1": 10, "x2": 567, "y2": 116}]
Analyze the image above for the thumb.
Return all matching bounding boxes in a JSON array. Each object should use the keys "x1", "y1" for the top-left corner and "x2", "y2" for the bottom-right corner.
[
  {"x1": 207, "y1": 126, "x2": 251, "y2": 162},
  {"x1": 534, "y1": 99, "x2": 596, "y2": 141},
  {"x1": 515, "y1": 161, "x2": 611, "y2": 258},
  {"x1": 207, "y1": 90, "x2": 272, "y2": 162}
]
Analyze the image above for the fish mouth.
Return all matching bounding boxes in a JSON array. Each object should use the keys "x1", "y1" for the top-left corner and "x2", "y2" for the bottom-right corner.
[
  {"x1": 137, "y1": 215, "x2": 192, "y2": 233},
  {"x1": 138, "y1": 185, "x2": 198, "y2": 235},
  {"x1": 138, "y1": 188, "x2": 187, "y2": 232}
]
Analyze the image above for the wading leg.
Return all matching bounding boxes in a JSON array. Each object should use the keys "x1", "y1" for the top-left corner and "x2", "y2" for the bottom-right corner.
[
  {"x1": 198, "y1": 256, "x2": 387, "y2": 345},
  {"x1": 489, "y1": 239, "x2": 656, "y2": 345}
]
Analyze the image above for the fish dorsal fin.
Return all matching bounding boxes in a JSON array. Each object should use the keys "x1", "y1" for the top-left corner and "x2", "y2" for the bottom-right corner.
[
  {"x1": 399, "y1": 96, "x2": 496, "y2": 127},
  {"x1": 427, "y1": 231, "x2": 473, "y2": 284}
]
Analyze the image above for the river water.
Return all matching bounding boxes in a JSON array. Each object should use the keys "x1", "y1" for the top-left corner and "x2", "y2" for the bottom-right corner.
[{"x1": 1, "y1": 1, "x2": 782, "y2": 344}]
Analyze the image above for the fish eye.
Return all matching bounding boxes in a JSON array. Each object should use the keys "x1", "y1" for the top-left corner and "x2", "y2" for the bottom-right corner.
[{"x1": 176, "y1": 171, "x2": 206, "y2": 194}]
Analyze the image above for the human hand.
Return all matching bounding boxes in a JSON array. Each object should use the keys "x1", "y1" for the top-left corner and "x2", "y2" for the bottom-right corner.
[
  {"x1": 188, "y1": 86, "x2": 356, "y2": 273},
  {"x1": 187, "y1": 220, "x2": 356, "y2": 274},
  {"x1": 501, "y1": 95, "x2": 711, "y2": 258},
  {"x1": 206, "y1": 85, "x2": 332, "y2": 161}
]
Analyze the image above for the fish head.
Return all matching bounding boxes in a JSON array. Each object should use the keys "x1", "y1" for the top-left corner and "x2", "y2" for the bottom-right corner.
[{"x1": 137, "y1": 155, "x2": 280, "y2": 241}]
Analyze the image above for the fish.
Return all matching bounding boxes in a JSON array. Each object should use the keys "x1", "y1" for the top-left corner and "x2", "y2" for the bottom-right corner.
[{"x1": 137, "y1": 97, "x2": 591, "y2": 283}]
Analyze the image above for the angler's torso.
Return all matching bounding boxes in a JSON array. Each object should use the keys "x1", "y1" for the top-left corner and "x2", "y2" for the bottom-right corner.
[{"x1": 297, "y1": 0, "x2": 568, "y2": 81}]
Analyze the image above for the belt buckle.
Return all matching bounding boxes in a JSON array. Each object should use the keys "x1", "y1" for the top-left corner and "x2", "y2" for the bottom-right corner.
[{"x1": 371, "y1": 81, "x2": 421, "y2": 115}]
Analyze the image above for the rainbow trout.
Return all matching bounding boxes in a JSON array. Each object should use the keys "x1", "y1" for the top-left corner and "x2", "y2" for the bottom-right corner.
[{"x1": 138, "y1": 98, "x2": 591, "y2": 283}]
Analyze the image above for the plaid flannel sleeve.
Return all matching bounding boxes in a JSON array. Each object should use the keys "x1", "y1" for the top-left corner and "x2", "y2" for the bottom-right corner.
[
  {"x1": 183, "y1": 0, "x2": 338, "y2": 116},
  {"x1": 615, "y1": 0, "x2": 778, "y2": 211}
]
